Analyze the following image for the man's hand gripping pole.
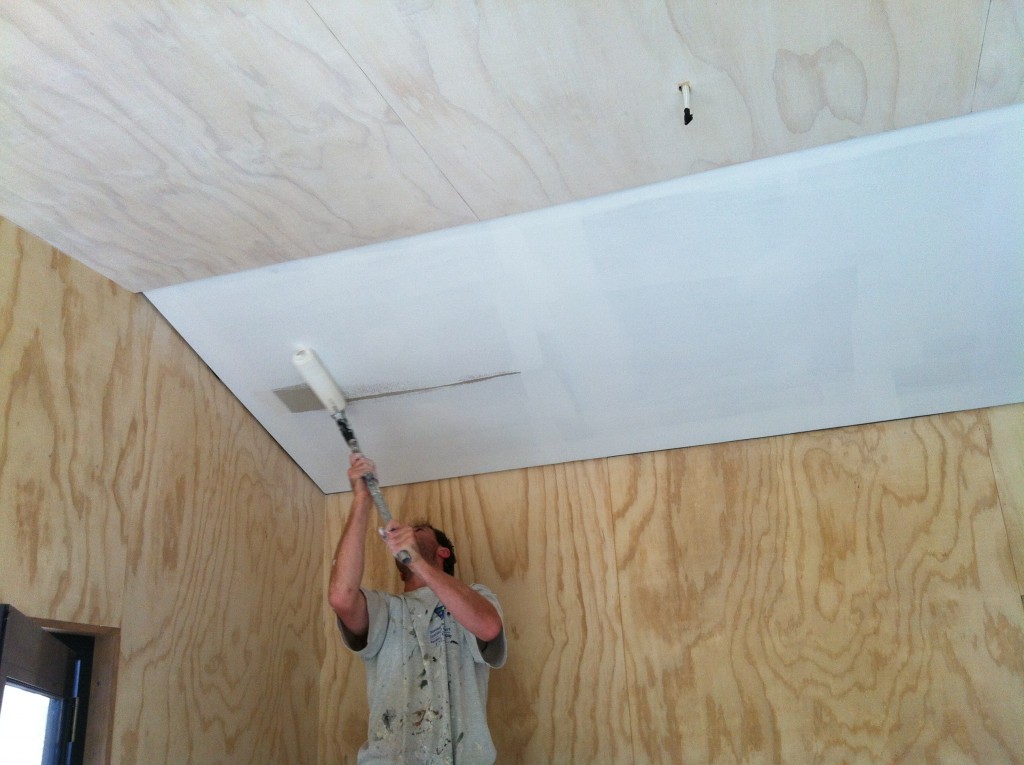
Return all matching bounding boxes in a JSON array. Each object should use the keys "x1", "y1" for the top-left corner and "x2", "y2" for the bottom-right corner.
[{"x1": 332, "y1": 412, "x2": 412, "y2": 565}]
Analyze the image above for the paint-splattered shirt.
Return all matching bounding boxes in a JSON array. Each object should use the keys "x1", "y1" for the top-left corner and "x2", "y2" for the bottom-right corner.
[{"x1": 340, "y1": 584, "x2": 507, "y2": 765}]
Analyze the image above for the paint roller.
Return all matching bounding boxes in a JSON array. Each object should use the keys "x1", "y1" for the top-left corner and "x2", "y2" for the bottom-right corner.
[{"x1": 292, "y1": 348, "x2": 412, "y2": 565}]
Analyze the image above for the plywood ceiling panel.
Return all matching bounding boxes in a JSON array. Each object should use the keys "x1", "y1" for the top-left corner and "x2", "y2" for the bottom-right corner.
[
  {"x1": 0, "y1": 1, "x2": 475, "y2": 291},
  {"x1": 314, "y1": 1, "x2": 990, "y2": 218},
  {"x1": 2, "y1": 1, "x2": 1020, "y2": 292},
  {"x1": 146, "y1": 107, "x2": 1024, "y2": 493},
  {"x1": 975, "y1": 0, "x2": 1024, "y2": 108}
]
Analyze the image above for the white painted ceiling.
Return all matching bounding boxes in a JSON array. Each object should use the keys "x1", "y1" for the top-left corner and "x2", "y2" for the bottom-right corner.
[
  {"x1": 148, "y1": 107, "x2": 1024, "y2": 493},
  {"x1": 3, "y1": 3, "x2": 1023, "y2": 492}
]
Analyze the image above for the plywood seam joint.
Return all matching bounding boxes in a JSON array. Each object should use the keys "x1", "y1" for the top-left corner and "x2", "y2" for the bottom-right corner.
[
  {"x1": 969, "y1": 0, "x2": 996, "y2": 112},
  {"x1": 298, "y1": 0, "x2": 482, "y2": 221}
]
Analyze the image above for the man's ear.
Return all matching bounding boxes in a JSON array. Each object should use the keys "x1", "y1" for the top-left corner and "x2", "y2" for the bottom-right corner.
[{"x1": 437, "y1": 546, "x2": 452, "y2": 560}]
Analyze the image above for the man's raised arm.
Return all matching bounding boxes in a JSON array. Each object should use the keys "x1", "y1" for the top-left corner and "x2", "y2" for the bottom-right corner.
[
  {"x1": 382, "y1": 521, "x2": 503, "y2": 642},
  {"x1": 327, "y1": 455, "x2": 376, "y2": 638}
]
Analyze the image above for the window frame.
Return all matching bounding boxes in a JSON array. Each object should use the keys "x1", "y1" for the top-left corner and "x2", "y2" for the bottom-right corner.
[{"x1": 0, "y1": 604, "x2": 80, "y2": 764}]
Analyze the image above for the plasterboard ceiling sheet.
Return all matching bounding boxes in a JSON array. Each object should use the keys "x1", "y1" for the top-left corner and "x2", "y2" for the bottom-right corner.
[{"x1": 146, "y1": 106, "x2": 1024, "y2": 494}]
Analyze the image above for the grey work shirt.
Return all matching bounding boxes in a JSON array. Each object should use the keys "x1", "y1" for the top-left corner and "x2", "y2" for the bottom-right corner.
[{"x1": 340, "y1": 584, "x2": 507, "y2": 765}]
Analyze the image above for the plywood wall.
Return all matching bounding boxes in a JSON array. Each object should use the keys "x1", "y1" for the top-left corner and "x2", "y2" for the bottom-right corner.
[
  {"x1": 321, "y1": 406, "x2": 1024, "y2": 764},
  {"x1": 989, "y1": 404, "x2": 1024, "y2": 598},
  {"x1": 4, "y1": 214, "x2": 1021, "y2": 764},
  {"x1": 0, "y1": 217, "x2": 325, "y2": 764}
]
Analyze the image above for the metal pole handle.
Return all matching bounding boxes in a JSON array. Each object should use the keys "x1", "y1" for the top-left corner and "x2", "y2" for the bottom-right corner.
[{"x1": 333, "y1": 412, "x2": 412, "y2": 565}]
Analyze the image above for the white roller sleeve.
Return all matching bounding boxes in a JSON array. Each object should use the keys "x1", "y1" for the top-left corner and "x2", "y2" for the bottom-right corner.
[{"x1": 292, "y1": 348, "x2": 348, "y2": 413}]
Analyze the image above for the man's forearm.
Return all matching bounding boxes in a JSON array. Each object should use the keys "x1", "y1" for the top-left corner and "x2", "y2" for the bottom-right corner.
[{"x1": 414, "y1": 563, "x2": 503, "y2": 642}]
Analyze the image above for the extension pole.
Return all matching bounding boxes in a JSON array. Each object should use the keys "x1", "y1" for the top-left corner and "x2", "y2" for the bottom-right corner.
[{"x1": 292, "y1": 348, "x2": 411, "y2": 565}]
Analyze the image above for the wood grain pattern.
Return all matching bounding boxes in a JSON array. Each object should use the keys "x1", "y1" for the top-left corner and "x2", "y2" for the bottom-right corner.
[
  {"x1": 320, "y1": 406, "x2": 1024, "y2": 763},
  {"x1": 1, "y1": 218, "x2": 136, "y2": 627},
  {"x1": 609, "y1": 412, "x2": 1024, "y2": 764},
  {"x1": 319, "y1": 460, "x2": 633, "y2": 764},
  {"x1": 6, "y1": 209, "x2": 1022, "y2": 764},
  {"x1": 312, "y1": 1, "x2": 988, "y2": 216},
  {"x1": 987, "y1": 403, "x2": 1024, "y2": 596},
  {"x1": 975, "y1": 0, "x2": 1024, "y2": 108},
  {"x1": 115, "y1": 348, "x2": 323, "y2": 765},
  {"x1": 0, "y1": 217, "x2": 325, "y2": 764},
  {"x1": 2, "y1": 1, "x2": 1017, "y2": 291},
  {"x1": 0, "y1": 2, "x2": 474, "y2": 291}
]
